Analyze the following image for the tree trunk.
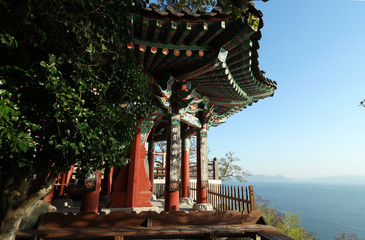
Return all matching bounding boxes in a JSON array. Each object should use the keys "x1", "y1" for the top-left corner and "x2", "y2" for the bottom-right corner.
[
  {"x1": 0, "y1": 207, "x2": 25, "y2": 240},
  {"x1": 0, "y1": 178, "x2": 55, "y2": 240}
]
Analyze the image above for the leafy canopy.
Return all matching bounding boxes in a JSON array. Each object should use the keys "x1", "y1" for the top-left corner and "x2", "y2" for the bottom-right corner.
[
  {"x1": 0, "y1": 0, "x2": 154, "y2": 182},
  {"x1": 156, "y1": 0, "x2": 262, "y2": 18},
  {"x1": 256, "y1": 196, "x2": 317, "y2": 240},
  {"x1": 218, "y1": 151, "x2": 250, "y2": 182}
]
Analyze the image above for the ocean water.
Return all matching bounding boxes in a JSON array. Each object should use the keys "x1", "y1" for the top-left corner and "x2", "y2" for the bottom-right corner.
[{"x1": 229, "y1": 181, "x2": 365, "y2": 240}]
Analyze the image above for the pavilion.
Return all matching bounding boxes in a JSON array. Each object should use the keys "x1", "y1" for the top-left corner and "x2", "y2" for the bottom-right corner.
[
  {"x1": 14, "y1": 3, "x2": 290, "y2": 240},
  {"x1": 75, "y1": 2, "x2": 278, "y2": 213},
  {"x1": 42, "y1": 2, "x2": 277, "y2": 214}
]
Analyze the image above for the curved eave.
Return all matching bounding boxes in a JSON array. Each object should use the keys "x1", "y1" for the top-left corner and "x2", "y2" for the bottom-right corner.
[{"x1": 130, "y1": 3, "x2": 276, "y2": 122}]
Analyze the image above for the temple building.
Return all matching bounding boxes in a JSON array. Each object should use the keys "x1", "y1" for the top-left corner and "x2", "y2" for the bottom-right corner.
[
  {"x1": 14, "y1": 3, "x2": 295, "y2": 240},
  {"x1": 97, "y1": 3, "x2": 277, "y2": 213}
]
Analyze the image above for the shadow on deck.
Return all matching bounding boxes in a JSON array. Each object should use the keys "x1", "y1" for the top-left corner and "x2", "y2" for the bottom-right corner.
[{"x1": 16, "y1": 203, "x2": 293, "y2": 240}]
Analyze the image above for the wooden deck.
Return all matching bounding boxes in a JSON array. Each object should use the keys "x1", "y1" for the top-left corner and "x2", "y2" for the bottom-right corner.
[{"x1": 16, "y1": 210, "x2": 294, "y2": 240}]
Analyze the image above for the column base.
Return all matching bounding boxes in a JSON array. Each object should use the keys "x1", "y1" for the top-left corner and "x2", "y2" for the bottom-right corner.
[
  {"x1": 101, "y1": 207, "x2": 159, "y2": 214},
  {"x1": 193, "y1": 203, "x2": 213, "y2": 212},
  {"x1": 179, "y1": 197, "x2": 194, "y2": 205}
]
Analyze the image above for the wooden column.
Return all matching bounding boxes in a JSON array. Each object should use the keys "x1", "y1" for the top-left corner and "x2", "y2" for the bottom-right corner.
[
  {"x1": 109, "y1": 121, "x2": 153, "y2": 208},
  {"x1": 42, "y1": 187, "x2": 55, "y2": 204},
  {"x1": 108, "y1": 166, "x2": 128, "y2": 207},
  {"x1": 126, "y1": 127, "x2": 152, "y2": 207},
  {"x1": 41, "y1": 173, "x2": 55, "y2": 204},
  {"x1": 181, "y1": 137, "x2": 190, "y2": 198},
  {"x1": 66, "y1": 165, "x2": 75, "y2": 185},
  {"x1": 57, "y1": 173, "x2": 67, "y2": 198},
  {"x1": 164, "y1": 114, "x2": 181, "y2": 211},
  {"x1": 101, "y1": 167, "x2": 114, "y2": 197},
  {"x1": 148, "y1": 141, "x2": 156, "y2": 193},
  {"x1": 197, "y1": 129, "x2": 208, "y2": 203},
  {"x1": 80, "y1": 170, "x2": 102, "y2": 213}
]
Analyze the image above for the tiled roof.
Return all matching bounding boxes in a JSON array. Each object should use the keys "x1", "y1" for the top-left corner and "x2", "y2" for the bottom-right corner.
[{"x1": 129, "y1": 3, "x2": 276, "y2": 120}]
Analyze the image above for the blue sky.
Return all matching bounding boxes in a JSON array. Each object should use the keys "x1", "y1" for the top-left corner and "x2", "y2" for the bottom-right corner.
[{"x1": 208, "y1": 0, "x2": 365, "y2": 179}]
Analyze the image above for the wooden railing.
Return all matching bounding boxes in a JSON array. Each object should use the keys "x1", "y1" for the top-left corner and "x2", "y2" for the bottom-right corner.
[
  {"x1": 190, "y1": 182, "x2": 256, "y2": 213},
  {"x1": 154, "y1": 159, "x2": 219, "y2": 180},
  {"x1": 154, "y1": 166, "x2": 166, "y2": 178},
  {"x1": 189, "y1": 160, "x2": 219, "y2": 180}
]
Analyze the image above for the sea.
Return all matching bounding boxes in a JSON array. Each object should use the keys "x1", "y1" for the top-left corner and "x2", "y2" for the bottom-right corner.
[{"x1": 227, "y1": 181, "x2": 365, "y2": 240}]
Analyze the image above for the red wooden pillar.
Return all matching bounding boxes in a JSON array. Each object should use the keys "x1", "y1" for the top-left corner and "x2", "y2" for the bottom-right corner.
[
  {"x1": 101, "y1": 167, "x2": 114, "y2": 197},
  {"x1": 109, "y1": 166, "x2": 128, "y2": 207},
  {"x1": 43, "y1": 187, "x2": 55, "y2": 204},
  {"x1": 148, "y1": 141, "x2": 156, "y2": 193},
  {"x1": 66, "y1": 165, "x2": 74, "y2": 185},
  {"x1": 80, "y1": 170, "x2": 102, "y2": 213},
  {"x1": 41, "y1": 173, "x2": 55, "y2": 204},
  {"x1": 126, "y1": 124, "x2": 152, "y2": 207},
  {"x1": 197, "y1": 129, "x2": 208, "y2": 203},
  {"x1": 61, "y1": 165, "x2": 75, "y2": 198},
  {"x1": 57, "y1": 173, "x2": 67, "y2": 198},
  {"x1": 181, "y1": 137, "x2": 190, "y2": 198},
  {"x1": 164, "y1": 114, "x2": 181, "y2": 211},
  {"x1": 109, "y1": 121, "x2": 153, "y2": 208}
]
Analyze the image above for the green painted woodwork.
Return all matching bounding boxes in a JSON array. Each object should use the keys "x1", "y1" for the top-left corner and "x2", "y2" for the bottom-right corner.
[
  {"x1": 144, "y1": 47, "x2": 157, "y2": 71},
  {"x1": 190, "y1": 22, "x2": 208, "y2": 46},
  {"x1": 148, "y1": 50, "x2": 169, "y2": 71},
  {"x1": 132, "y1": 38, "x2": 212, "y2": 51},
  {"x1": 152, "y1": 20, "x2": 162, "y2": 42},
  {"x1": 129, "y1": 6, "x2": 276, "y2": 124},
  {"x1": 155, "y1": 50, "x2": 181, "y2": 71},
  {"x1": 141, "y1": 17, "x2": 149, "y2": 41},
  {"x1": 199, "y1": 21, "x2": 226, "y2": 46},
  {"x1": 176, "y1": 22, "x2": 192, "y2": 45},
  {"x1": 165, "y1": 21, "x2": 177, "y2": 43}
]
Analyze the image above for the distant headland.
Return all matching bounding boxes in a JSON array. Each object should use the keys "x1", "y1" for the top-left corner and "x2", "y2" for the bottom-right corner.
[{"x1": 246, "y1": 174, "x2": 365, "y2": 185}]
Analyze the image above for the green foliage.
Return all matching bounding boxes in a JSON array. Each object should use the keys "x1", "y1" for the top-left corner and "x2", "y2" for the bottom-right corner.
[
  {"x1": 256, "y1": 196, "x2": 317, "y2": 240},
  {"x1": 157, "y1": 0, "x2": 216, "y2": 11},
  {"x1": 0, "y1": 0, "x2": 154, "y2": 184},
  {"x1": 1, "y1": 33, "x2": 18, "y2": 48},
  {"x1": 218, "y1": 151, "x2": 250, "y2": 182},
  {"x1": 0, "y1": 77, "x2": 39, "y2": 164},
  {"x1": 156, "y1": 0, "x2": 253, "y2": 17},
  {"x1": 155, "y1": 0, "x2": 263, "y2": 30},
  {"x1": 0, "y1": 2, "x2": 158, "y2": 237},
  {"x1": 334, "y1": 230, "x2": 360, "y2": 240}
]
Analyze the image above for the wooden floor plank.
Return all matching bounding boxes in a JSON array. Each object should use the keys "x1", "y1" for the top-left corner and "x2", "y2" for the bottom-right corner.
[{"x1": 18, "y1": 225, "x2": 290, "y2": 239}]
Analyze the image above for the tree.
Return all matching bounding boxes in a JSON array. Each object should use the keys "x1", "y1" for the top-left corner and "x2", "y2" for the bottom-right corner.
[
  {"x1": 0, "y1": 0, "x2": 154, "y2": 239},
  {"x1": 156, "y1": 0, "x2": 256, "y2": 11},
  {"x1": 156, "y1": 0, "x2": 266, "y2": 18},
  {"x1": 256, "y1": 196, "x2": 317, "y2": 240},
  {"x1": 157, "y1": 0, "x2": 217, "y2": 11},
  {"x1": 218, "y1": 152, "x2": 250, "y2": 182}
]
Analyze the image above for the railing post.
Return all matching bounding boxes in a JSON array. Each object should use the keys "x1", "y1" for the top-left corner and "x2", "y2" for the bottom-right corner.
[
  {"x1": 249, "y1": 186, "x2": 256, "y2": 211},
  {"x1": 213, "y1": 158, "x2": 219, "y2": 180}
]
